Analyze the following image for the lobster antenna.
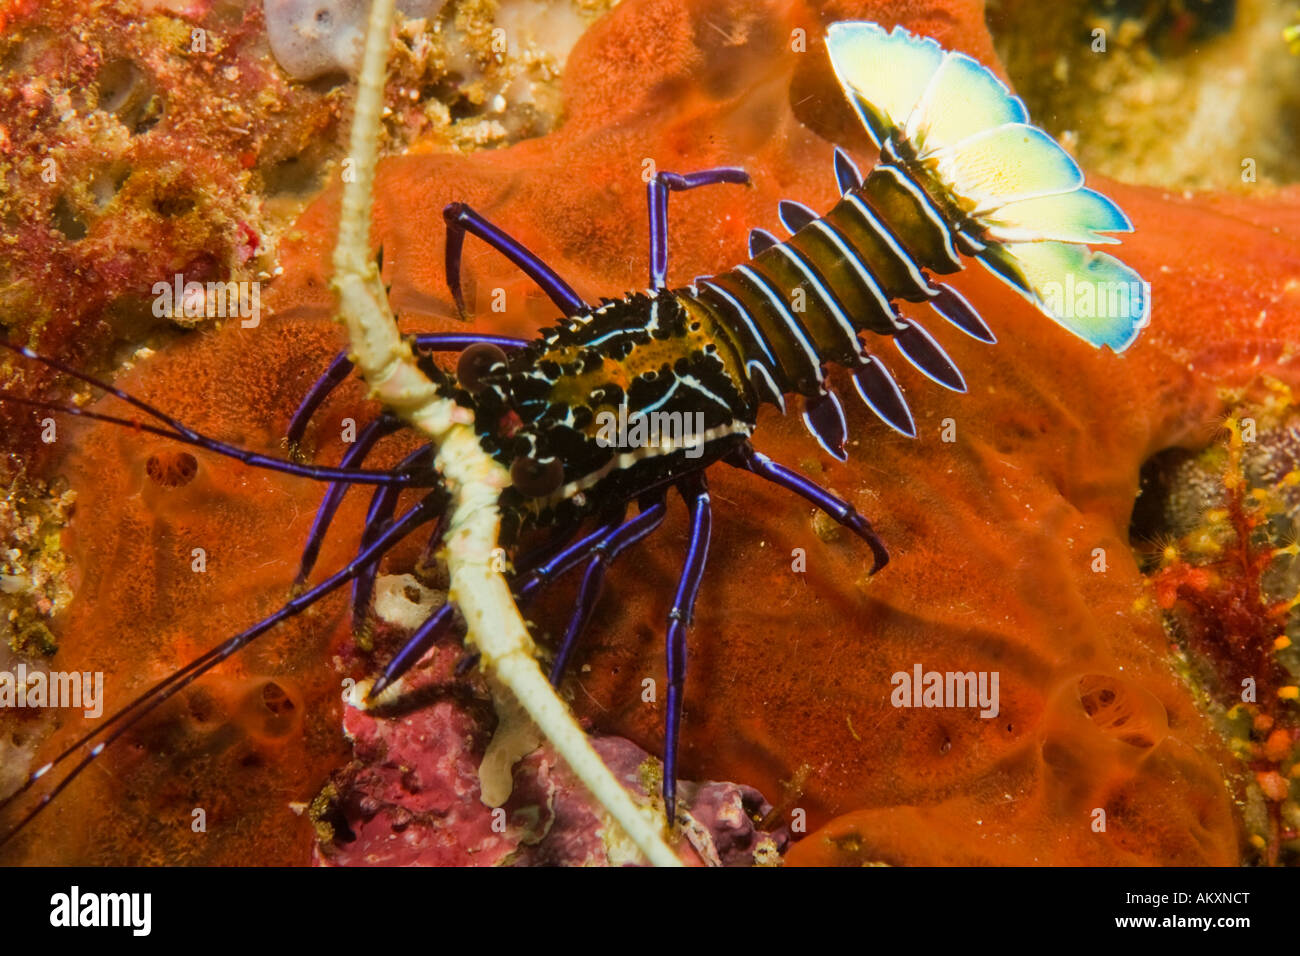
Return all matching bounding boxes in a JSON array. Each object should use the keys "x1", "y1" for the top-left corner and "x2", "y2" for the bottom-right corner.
[
  {"x1": 1, "y1": 339, "x2": 207, "y2": 440},
  {"x1": 0, "y1": 382, "x2": 422, "y2": 487},
  {"x1": 0, "y1": 491, "x2": 443, "y2": 849}
]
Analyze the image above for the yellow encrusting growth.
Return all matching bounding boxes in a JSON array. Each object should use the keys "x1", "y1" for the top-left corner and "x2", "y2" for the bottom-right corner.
[{"x1": 1141, "y1": 383, "x2": 1300, "y2": 865}]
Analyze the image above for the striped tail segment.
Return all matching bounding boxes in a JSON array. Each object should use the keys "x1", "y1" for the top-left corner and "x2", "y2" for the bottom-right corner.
[{"x1": 682, "y1": 21, "x2": 1148, "y2": 457}]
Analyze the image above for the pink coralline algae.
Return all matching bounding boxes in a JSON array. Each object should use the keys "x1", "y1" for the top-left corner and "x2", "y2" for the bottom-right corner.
[{"x1": 313, "y1": 641, "x2": 785, "y2": 867}]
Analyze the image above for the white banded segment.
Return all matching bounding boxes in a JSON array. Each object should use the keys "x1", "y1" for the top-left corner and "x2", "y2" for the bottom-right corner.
[
  {"x1": 689, "y1": 189, "x2": 954, "y2": 445},
  {"x1": 840, "y1": 192, "x2": 932, "y2": 294},
  {"x1": 806, "y1": 218, "x2": 898, "y2": 322},
  {"x1": 733, "y1": 263, "x2": 826, "y2": 391},
  {"x1": 825, "y1": 21, "x2": 1149, "y2": 352},
  {"x1": 860, "y1": 162, "x2": 962, "y2": 270},
  {"x1": 769, "y1": 242, "x2": 862, "y2": 357},
  {"x1": 696, "y1": 278, "x2": 788, "y2": 409}
]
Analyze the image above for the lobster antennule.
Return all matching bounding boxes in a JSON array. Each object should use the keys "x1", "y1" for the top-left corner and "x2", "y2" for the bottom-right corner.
[{"x1": 0, "y1": 342, "x2": 426, "y2": 486}]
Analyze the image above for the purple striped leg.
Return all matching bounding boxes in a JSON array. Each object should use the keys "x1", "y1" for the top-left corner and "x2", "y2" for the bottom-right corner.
[
  {"x1": 647, "y1": 168, "x2": 750, "y2": 290},
  {"x1": 366, "y1": 515, "x2": 454, "y2": 698},
  {"x1": 0, "y1": 343, "x2": 417, "y2": 487},
  {"x1": 294, "y1": 413, "x2": 404, "y2": 588},
  {"x1": 511, "y1": 520, "x2": 582, "y2": 580},
  {"x1": 350, "y1": 445, "x2": 438, "y2": 637},
  {"x1": 724, "y1": 443, "x2": 889, "y2": 573},
  {"x1": 286, "y1": 332, "x2": 528, "y2": 451},
  {"x1": 443, "y1": 202, "x2": 588, "y2": 318},
  {"x1": 368, "y1": 599, "x2": 458, "y2": 699},
  {"x1": 548, "y1": 497, "x2": 668, "y2": 685},
  {"x1": 664, "y1": 473, "x2": 712, "y2": 822},
  {"x1": 511, "y1": 511, "x2": 628, "y2": 606}
]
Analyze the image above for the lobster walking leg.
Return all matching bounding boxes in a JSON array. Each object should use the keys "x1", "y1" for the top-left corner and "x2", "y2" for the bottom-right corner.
[
  {"x1": 294, "y1": 413, "x2": 404, "y2": 587},
  {"x1": 286, "y1": 332, "x2": 528, "y2": 450},
  {"x1": 549, "y1": 497, "x2": 669, "y2": 685},
  {"x1": 511, "y1": 520, "x2": 582, "y2": 578},
  {"x1": 351, "y1": 445, "x2": 438, "y2": 636},
  {"x1": 646, "y1": 168, "x2": 750, "y2": 290},
  {"x1": 725, "y1": 443, "x2": 890, "y2": 573},
  {"x1": 511, "y1": 510, "x2": 628, "y2": 604},
  {"x1": 368, "y1": 599, "x2": 458, "y2": 699},
  {"x1": 0, "y1": 344, "x2": 416, "y2": 486},
  {"x1": 443, "y1": 202, "x2": 588, "y2": 318},
  {"x1": 663, "y1": 473, "x2": 712, "y2": 822}
]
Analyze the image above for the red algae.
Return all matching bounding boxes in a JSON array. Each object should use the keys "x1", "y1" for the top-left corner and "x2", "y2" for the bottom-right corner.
[
  {"x1": 1139, "y1": 387, "x2": 1300, "y2": 865},
  {"x1": 0, "y1": 0, "x2": 330, "y2": 461},
  {"x1": 4, "y1": 0, "x2": 1300, "y2": 866}
]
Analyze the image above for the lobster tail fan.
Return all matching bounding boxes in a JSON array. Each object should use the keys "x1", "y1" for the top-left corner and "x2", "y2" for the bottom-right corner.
[
  {"x1": 978, "y1": 241, "x2": 1150, "y2": 352},
  {"x1": 980, "y1": 189, "x2": 1131, "y2": 245},
  {"x1": 903, "y1": 48, "x2": 1029, "y2": 152},
  {"x1": 926, "y1": 124, "x2": 1084, "y2": 213},
  {"x1": 825, "y1": 22, "x2": 944, "y2": 148},
  {"x1": 824, "y1": 22, "x2": 1148, "y2": 354}
]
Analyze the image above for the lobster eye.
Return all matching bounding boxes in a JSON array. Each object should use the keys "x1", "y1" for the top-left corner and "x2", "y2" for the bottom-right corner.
[
  {"x1": 457, "y1": 343, "x2": 508, "y2": 394},
  {"x1": 510, "y1": 454, "x2": 564, "y2": 498}
]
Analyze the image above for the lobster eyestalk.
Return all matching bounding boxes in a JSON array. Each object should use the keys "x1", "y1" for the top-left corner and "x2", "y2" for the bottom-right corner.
[{"x1": 330, "y1": 0, "x2": 682, "y2": 867}]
